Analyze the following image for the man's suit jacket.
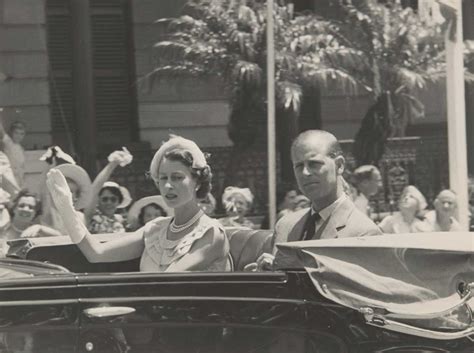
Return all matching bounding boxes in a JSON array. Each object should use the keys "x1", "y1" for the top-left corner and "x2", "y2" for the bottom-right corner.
[{"x1": 273, "y1": 196, "x2": 382, "y2": 253}]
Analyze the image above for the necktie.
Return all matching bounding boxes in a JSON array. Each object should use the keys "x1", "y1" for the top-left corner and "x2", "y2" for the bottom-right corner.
[{"x1": 301, "y1": 212, "x2": 321, "y2": 241}]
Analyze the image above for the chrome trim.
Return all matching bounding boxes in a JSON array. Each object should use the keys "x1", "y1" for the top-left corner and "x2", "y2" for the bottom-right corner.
[
  {"x1": 84, "y1": 306, "x2": 136, "y2": 318},
  {"x1": 79, "y1": 296, "x2": 310, "y2": 305},
  {"x1": 361, "y1": 282, "x2": 474, "y2": 320},
  {"x1": 0, "y1": 299, "x2": 78, "y2": 306},
  {"x1": 364, "y1": 314, "x2": 474, "y2": 341}
]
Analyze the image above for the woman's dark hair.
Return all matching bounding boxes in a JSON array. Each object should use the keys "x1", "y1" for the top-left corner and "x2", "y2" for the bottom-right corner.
[
  {"x1": 9, "y1": 190, "x2": 41, "y2": 218},
  {"x1": 99, "y1": 186, "x2": 123, "y2": 203},
  {"x1": 164, "y1": 148, "x2": 212, "y2": 199},
  {"x1": 138, "y1": 203, "x2": 167, "y2": 226}
]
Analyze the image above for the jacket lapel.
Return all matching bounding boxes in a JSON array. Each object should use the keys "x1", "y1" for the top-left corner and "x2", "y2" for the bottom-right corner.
[
  {"x1": 289, "y1": 209, "x2": 312, "y2": 242},
  {"x1": 320, "y1": 197, "x2": 355, "y2": 239}
]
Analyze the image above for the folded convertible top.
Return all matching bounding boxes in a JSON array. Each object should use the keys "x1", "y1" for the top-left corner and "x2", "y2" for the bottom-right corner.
[{"x1": 276, "y1": 232, "x2": 474, "y2": 338}]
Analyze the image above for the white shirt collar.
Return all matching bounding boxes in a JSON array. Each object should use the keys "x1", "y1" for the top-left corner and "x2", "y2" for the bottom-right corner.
[{"x1": 311, "y1": 194, "x2": 347, "y2": 221}]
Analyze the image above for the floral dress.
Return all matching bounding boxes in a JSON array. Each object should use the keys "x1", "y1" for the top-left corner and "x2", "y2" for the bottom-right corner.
[
  {"x1": 88, "y1": 208, "x2": 126, "y2": 234},
  {"x1": 140, "y1": 215, "x2": 231, "y2": 272}
]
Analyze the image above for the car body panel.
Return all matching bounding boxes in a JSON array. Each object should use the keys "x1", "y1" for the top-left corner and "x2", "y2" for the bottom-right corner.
[
  {"x1": 2, "y1": 233, "x2": 474, "y2": 352},
  {"x1": 0, "y1": 259, "x2": 79, "y2": 352}
]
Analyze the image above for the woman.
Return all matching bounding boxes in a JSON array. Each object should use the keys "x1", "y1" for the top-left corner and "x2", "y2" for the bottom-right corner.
[
  {"x1": 379, "y1": 185, "x2": 432, "y2": 234},
  {"x1": 47, "y1": 135, "x2": 230, "y2": 272},
  {"x1": 219, "y1": 186, "x2": 255, "y2": 229},
  {"x1": 127, "y1": 195, "x2": 173, "y2": 231},
  {"x1": 0, "y1": 117, "x2": 26, "y2": 188},
  {"x1": 0, "y1": 191, "x2": 61, "y2": 256},
  {"x1": 84, "y1": 148, "x2": 133, "y2": 234}
]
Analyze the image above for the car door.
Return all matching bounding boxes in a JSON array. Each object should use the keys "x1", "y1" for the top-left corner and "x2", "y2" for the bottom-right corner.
[
  {"x1": 0, "y1": 259, "x2": 80, "y2": 353},
  {"x1": 76, "y1": 271, "x2": 352, "y2": 353}
]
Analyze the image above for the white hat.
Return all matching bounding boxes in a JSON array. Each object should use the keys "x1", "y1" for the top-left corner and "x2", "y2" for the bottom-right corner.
[
  {"x1": 222, "y1": 186, "x2": 254, "y2": 208},
  {"x1": 127, "y1": 195, "x2": 173, "y2": 228},
  {"x1": 55, "y1": 164, "x2": 92, "y2": 210},
  {"x1": 149, "y1": 135, "x2": 207, "y2": 181},
  {"x1": 102, "y1": 181, "x2": 132, "y2": 209}
]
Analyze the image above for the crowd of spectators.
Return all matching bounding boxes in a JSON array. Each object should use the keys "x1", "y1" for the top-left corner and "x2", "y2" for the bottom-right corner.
[{"x1": 0, "y1": 122, "x2": 472, "y2": 258}]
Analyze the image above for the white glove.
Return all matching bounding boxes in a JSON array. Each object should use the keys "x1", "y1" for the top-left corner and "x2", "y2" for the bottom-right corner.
[
  {"x1": 46, "y1": 169, "x2": 88, "y2": 244},
  {"x1": 108, "y1": 147, "x2": 133, "y2": 167}
]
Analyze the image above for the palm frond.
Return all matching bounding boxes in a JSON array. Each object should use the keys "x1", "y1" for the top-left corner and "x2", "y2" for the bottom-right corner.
[
  {"x1": 396, "y1": 68, "x2": 427, "y2": 90},
  {"x1": 276, "y1": 81, "x2": 302, "y2": 115},
  {"x1": 232, "y1": 61, "x2": 262, "y2": 87}
]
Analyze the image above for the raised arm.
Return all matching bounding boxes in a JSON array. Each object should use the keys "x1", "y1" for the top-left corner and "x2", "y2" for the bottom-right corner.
[
  {"x1": 47, "y1": 168, "x2": 143, "y2": 263},
  {"x1": 0, "y1": 111, "x2": 6, "y2": 139},
  {"x1": 84, "y1": 148, "x2": 133, "y2": 223}
]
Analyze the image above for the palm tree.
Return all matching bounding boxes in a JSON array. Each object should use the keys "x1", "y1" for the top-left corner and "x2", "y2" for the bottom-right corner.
[
  {"x1": 150, "y1": 0, "x2": 367, "y2": 182},
  {"x1": 315, "y1": 0, "x2": 473, "y2": 165},
  {"x1": 150, "y1": 0, "x2": 473, "y2": 174}
]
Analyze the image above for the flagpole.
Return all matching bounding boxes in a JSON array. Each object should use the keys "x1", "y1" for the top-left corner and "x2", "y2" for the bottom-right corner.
[
  {"x1": 267, "y1": 0, "x2": 277, "y2": 229},
  {"x1": 445, "y1": 0, "x2": 469, "y2": 229}
]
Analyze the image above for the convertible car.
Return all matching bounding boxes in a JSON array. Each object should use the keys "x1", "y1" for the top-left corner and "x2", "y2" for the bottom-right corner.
[{"x1": 1, "y1": 229, "x2": 473, "y2": 353}]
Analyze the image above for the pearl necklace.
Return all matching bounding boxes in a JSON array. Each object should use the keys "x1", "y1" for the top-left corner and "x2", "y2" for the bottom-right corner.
[{"x1": 169, "y1": 210, "x2": 204, "y2": 233}]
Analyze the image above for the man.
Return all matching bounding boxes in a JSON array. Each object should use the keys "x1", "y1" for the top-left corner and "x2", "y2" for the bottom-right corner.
[
  {"x1": 425, "y1": 189, "x2": 462, "y2": 231},
  {"x1": 351, "y1": 165, "x2": 382, "y2": 217},
  {"x1": 249, "y1": 130, "x2": 382, "y2": 271}
]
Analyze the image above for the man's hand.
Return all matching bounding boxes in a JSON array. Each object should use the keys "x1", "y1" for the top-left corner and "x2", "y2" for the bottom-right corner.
[{"x1": 243, "y1": 252, "x2": 275, "y2": 272}]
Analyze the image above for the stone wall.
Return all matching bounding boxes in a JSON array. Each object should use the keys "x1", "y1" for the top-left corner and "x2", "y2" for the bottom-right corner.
[
  {"x1": 320, "y1": 81, "x2": 448, "y2": 141},
  {"x1": 131, "y1": 0, "x2": 233, "y2": 150},
  {"x1": 0, "y1": 0, "x2": 52, "y2": 149}
]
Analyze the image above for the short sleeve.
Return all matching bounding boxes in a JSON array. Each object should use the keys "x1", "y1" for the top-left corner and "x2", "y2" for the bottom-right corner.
[
  {"x1": 2, "y1": 134, "x2": 12, "y2": 147},
  {"x1": 379, "y1": 215, "x2": 394, "y2": 233}
]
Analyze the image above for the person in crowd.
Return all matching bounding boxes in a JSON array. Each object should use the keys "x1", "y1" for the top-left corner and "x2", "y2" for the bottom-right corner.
[
  {"x1": 127, "y1": 195, "x2": 173, "y2": 231},
  {"x1": 0, "y1": 114, "x2": 21, "y2": 197},
  {"x1": 0, "y1": 191, "x2": 61, "y2": 256},
  {"x1": 198, "y1": 192, "x2": 216, "y2": 217},
  {"x1": 293, "y1": 194, "x2": 311, "y2": 211},
  {"x1": 219, "y1": 186, "x2": 256, "y2": 229},
  {"x1": 248, "y1": 130, "x2": 382, "y2": 271},
  {"x1": 260, "y1": 184, "x2": 297, "y2": 229},
  {"x1": 379, "y1": 185, "x2": 432, "y2": 233},
  {"x1": 0, "y1": 115, "x2": 26, "y2": 187},
  {"x1": 84, "y1": 148, "x2": 133, "y2": 234},
  {"x1": 46, "y1": 135, "x2": 230, "y2": 272},
  {"x1": 0, "y1": 188, "x2": 11, "y2": 233},
  {"x1": 425, "y1": 189, "x2": 462, "y2": 231},
  {"x1": 469, "y1": 176, "x2": 474, "y2": 231},
  {"x1": 276, "y1": 189, "x2": 299, "y2": 220},
  {"x1": 351, "y1": 165, "x2": 382, "y2": 217}
]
